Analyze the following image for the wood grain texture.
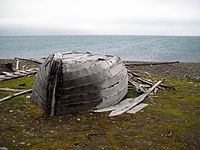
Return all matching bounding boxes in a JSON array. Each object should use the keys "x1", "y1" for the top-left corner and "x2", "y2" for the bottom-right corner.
[{"x1": 31, "y1": 52, "x2": 128, "y2": 116}]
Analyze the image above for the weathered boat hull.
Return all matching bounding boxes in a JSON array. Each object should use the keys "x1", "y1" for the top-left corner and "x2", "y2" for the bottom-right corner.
[{"x1": 31, "y1": 52, "x2": 128, "y2": 116}]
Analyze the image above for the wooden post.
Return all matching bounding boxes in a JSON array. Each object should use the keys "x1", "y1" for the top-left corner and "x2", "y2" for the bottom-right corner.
[{"x1": 16, "y1": 59, "x2": 19, "y2": 70}]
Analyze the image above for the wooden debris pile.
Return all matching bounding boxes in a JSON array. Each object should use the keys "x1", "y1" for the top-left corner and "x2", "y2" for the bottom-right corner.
[
  {"x1": 0, "y1": 58, "x2": 40, "y2": 82},
  {"x1": 127, "y1": 69, "x2": 175, "y2": 92},
  {"x1": 0, "y1": 68, "x2": 38, "y2": 82},
  {"x1": 94, "y1": 69, "x2": 174, "y2": 117}
]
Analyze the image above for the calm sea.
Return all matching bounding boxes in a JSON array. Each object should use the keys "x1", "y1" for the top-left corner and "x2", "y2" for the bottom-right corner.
[{"x1": 0, "y1": 35, "x2": 200, "y2": 62}]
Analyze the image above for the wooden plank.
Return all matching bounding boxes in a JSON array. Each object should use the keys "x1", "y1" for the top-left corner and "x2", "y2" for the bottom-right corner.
[
  {"x1": 0, "y1": 88, "x2": 24, "y2": 92},
  {"x1": 50, "y1": 70, "x2": 58, "y2": 116},
  {"x1": 0, "y1": 89, "x2": 32, "y2": 102},
  {"x1": 62, "y1": 56, "x2": 119, "y2": 79},
  {"x1": 58, "y1": 80, "x2": 128, "y2": 109},
  {"x1": 62, "y1": 62, "x2": 125, "y2": 88},
  {"x1": 62, "y1": 74, "x2": 127, "y2": 98},
  {"x1": 93, "y1": 98, "x2": 134, "y2": 112},
  {"x1": 15, "y1": 57, "x2": 44, "y2": 64},
  {"x1": 96, "y1": 83, "x2": 128, "y2": 109},
  {"x1": 62, "y1": 68, "x2": 127, "y2": 95},
  {"x1": 13, "y1": 72, "x2": 24, "y2": 75},
  {"x1": 127, "y1": 69, "x2": 141, "y2": 77},
  {"x1": 136, "y1": 77, "x2": 173, "y2": 90},
  {"x1": 94, "y1": 80, "x2": 162, "y2": 114},
  {"x1": 2, "y1": 72, "x2": 18, "y2": 77},
  {"x1": 126, "y1": 103, "x2": 148, "y2": 114},
  {"x1": 108, "y1": 80, "x2": 162, "y2": 117},
  {"x1": 128, "y1": 77, "x2": 145, "y2": 93},
  {"x1": 0, "y1": 75, "x2": 10, "y2": 79},
  {"x1": 62, "y1": 61, "x2": 96, "y2": 72},
  {"x1": 124, "y1": 61, "x2": 179, "y2": 66},
  {"x1": 56, "y1": 98, "x2": 102, "y2": 107},
  {"x1": 0, "y1": 69, "x2": 37, "y2": 82}
]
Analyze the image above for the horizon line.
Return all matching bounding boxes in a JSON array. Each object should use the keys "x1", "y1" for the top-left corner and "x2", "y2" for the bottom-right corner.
[{"x1": 0, "y1": 34, "x2": 200, "y2": 37}]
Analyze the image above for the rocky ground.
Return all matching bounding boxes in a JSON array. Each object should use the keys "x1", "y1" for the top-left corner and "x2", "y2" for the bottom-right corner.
[
  {"x1": 0, "y1": 59, "x2": 40, "y2": 71},
  {"x1": 125, "y1": 61, "x2": 200, "y2": 80},
  {"x1": 1, "y1": 59, "x2": 200, "y2": 80}
]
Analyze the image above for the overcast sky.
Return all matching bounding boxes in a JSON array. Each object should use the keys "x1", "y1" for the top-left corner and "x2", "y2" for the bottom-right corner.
[{"x1": 0, "y1": 0, "x2": 200, "y2": 35}]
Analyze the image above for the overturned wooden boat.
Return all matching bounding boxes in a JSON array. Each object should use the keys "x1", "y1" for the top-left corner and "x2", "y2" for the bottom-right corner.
[{"x1": 31, "y1": 52, "x2": 128, "y2": 116}]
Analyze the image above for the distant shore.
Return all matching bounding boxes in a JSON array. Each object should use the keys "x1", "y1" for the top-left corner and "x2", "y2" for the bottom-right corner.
[{"x1": 0, "y1": 59, "x2": 200, "y2": 80}]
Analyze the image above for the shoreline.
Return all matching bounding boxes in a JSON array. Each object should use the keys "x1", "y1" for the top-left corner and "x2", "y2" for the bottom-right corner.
[{"x1": 0, "y1": 58, "x2": 200, "y2": 80}]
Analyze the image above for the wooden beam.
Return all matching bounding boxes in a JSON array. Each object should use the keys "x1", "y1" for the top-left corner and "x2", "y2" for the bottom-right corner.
[
  {"x1": 0, "y1": 88, "x2": 24, "y2": 92},
  {"x1": 128, "y1": 77, "x2": 145, "y2": 93},
  {"x1": 94, "y1": 80, "x2": 162, "y2": 115},
  {"x1": 126, "y1": 103, "x2": 148, "y2": 114},
  {"x1": 124, "y1": 61, "x2": 179, "y2": 66},
  {"x1": 0, "y1": 89, "x2": 32, "y2": 102},
  {"x1": 108, "y1": 80, "x2": 162, "y2": 117},
  {"x1": 14, "y1": 57, "x2": 44, "y2": 64}
]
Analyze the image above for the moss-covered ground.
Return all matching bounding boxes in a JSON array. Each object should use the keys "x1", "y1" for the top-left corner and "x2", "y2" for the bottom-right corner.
[{"x1": 0, "y1": 75, "x2": 199, "y2": 150}]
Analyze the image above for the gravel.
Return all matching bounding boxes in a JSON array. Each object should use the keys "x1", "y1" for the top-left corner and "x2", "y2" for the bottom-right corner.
[
  {"x1": 125, "y1": 61, "x2": 200, "y2": 80},
  {"x1": 1, "y1": 59, "x2": 200, "y2": 80}
]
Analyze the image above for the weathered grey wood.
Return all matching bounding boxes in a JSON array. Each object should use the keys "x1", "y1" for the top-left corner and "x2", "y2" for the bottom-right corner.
[
  {"x1": 108, "y1": 80, "x2": 162, "y2": 117},
  {"x1": 128, "y1": 77, "x2": 145, "y2": 93},
  {"x1": 94, "y1": 80, "x2": 162, "y2": 113},
  {"x1": 58, "y1": 75, "x2": 128, "y2": 107},
  {"x1": 124, "y1": 61, "x2": 179, "y2": 66},
  {"x1": 31, "y1": 55, "x2": 55, "y2": 111},
  {"x1": 13, "y1": 72, "x2": 24, "y2": 75},
  {"x1": 96, "y1": 82, "x2": 128, "y2": 109},
  {"x1": 126, "y1": 103, "x2": 148, "y2": 114},
  {"x1": 62, "y1": 63, "x2": 125, "y2": 88},
  {"x1": 62, "y1": 69, "x2": 127, "y2": 95},
  {"x1": 136, "y1": 77, "x2": 173, "y2": 90},
  {"x1": 0, "y1": 89, "x2": 32, "y2": 102},
  {"x1": 62, "y1": 57, "x2": 120, "y2": 80},
  {"x1": 127, "y1": 69, "x2": 141, "y2": 77},
  {"x1": 32, "y1": 52, "x2": 128, "y2": 115},
  {"x1": 50, "y1": 70, "x2": 58, "y2": 116},
  {"x1": 0, "y1": 75, "x2": 10, "y2": 79},
  {"x1": 0, "y1": 88, "x2": 24, "y2": 92},
  {"x1": 0, "y1": 69, "x2": 37, "y2": 82},
  {"x1": 93, "y1": 98, "x2": 133, "y2": 112},
  {"x1": 15, "y1": 57, "x2": 44, "y2": 64},
  {"x1": 2, "y1": 72, "x2": 18, "y2": 77},
  {"x1": 62, "y1": 74, "x2": 127, "y2": 98}
]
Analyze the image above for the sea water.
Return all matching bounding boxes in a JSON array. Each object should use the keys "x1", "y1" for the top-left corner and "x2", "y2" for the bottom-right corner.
[{"x1": 0, "y1": 35, "x2": 200, "y2": 62}]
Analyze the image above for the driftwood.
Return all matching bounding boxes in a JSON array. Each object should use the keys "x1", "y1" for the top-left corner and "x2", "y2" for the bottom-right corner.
[
  {"x1": 128, "y1": 77, "x2": 145, "y2": 93},
  {"x1": 0, "y1": 69, "x2": 38, "y2": 82},
  {"x1": 109, "y1": 80, "x2": 162, "y2": 116},
  {"x1": 14, "y1": 57, "x2": 44, "y2": 64},
  {"x1": 125, "y1": 61, "x2": 179, "y2": 66},
  {"x1": 136, "y1": 77, "x2": 174, "y2": 90},
  {"x1": 0, "y1": 88, "x2": 24, "y2": 92},
  {"x1": 127, "y1": 70, "x2": 173, "y2": 90},
  {"x1": 127, "y1": 69, "x2": 141, "y2": 77},
  {"x1": 126, "y1": 103, "x2": 148, "y2": 114},
  {"x1": 2, "y1": 72, "x2": 18, "y2": 77},
  {"x1": 0, "y1": 89, "x2": 32, "y2": 102},
  {"x1": 94, "y1": 80, "x2": 162, "y2": 117}
]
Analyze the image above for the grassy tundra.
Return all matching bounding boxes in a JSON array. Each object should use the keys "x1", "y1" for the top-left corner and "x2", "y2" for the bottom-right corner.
[{"x1": 0, "y1": 73, "x2": 200, "y2": 150}]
